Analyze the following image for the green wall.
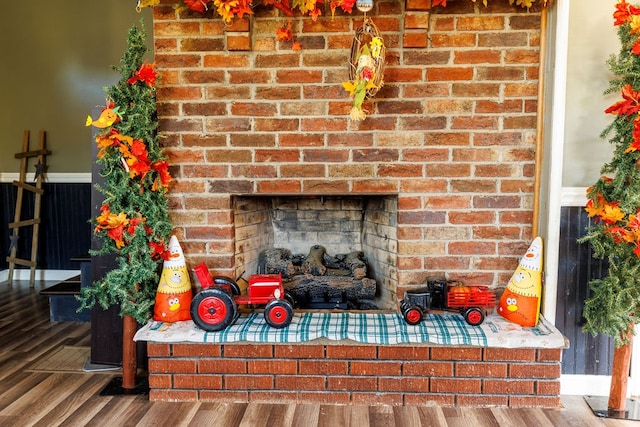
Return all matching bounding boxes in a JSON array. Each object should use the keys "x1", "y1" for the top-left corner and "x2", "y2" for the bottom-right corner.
[{"x1": 0, "y1": 2, "x2": 153, "y2": 175}]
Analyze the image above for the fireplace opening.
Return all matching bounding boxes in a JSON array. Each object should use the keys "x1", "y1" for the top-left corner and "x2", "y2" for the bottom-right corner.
[{"x1": 233, "y1": 195, "x2": 398, "y2": 310}]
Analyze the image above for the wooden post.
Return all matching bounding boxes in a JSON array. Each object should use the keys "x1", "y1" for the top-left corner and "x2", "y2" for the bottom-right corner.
[
  {"x1": 531, "y1": 6, "x2": 549, "y2": 238},
  {"x1": 121, "y1": 314, "x2": 137, "y2": 389},
  {"x1": 608, "y1": 328, "x2": 633, "y2": 412}
]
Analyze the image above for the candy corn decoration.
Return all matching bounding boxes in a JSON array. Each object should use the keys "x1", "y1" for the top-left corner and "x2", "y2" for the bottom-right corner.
[
  {"x1": 497, "y1": 236, "x2": 543, "y2": 327},
  {"x1": 153, "y1": 235, "x2": 192, "y2": 322}
]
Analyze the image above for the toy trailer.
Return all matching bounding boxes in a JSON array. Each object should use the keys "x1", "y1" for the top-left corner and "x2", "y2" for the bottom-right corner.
[{"x1": 445, "y1": 284, "x2": 496, "y2": 326}]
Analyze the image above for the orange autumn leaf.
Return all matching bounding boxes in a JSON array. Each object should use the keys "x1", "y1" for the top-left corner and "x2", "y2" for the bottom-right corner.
[
  {"x1": 277, "y1": 21, "x2": 293, "y2": 41},
  {"x1": 95, "y1": 129, "x2": 134, "y2": 158},
  {"x1": 233, "y1": 0, "x2": 254, "y2": 19},
  {"x1": 605, "y1": 226, "x2": 630, "y2": 244},
  {"x1": 95, "y1": 206, "x2": 129, "y2": 231},
  {"x1": 628, "y1": 214, "x2": 640, "y2": 230}
]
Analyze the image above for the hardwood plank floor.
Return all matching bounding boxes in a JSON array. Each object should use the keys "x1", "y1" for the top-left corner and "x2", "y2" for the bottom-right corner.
[{"x1": 0, "y1": 279, "x2": 636, "y2": 426}]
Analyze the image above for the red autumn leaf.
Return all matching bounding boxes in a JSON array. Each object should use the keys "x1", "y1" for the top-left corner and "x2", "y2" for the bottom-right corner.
[
  {"x1": 263, "y1": 0, "x2": 295, "y2": 16},
  {"x1": 184, "y1": 0, "x2": 212, "y2": 13},
  {"x1": 127, "y1": 62, "x2": 157, "y2": 87},
  {"x1": 613, "y1": 0, "x2": 640, "y2": 26},
  {"x1": 337, "y1": 0, "x2": 356, "y2": 13},
  {"x1": 107, "y1": 224, "x2": 126, "y2": 249},
  {"x1": 432, "y1": 0, "x2": 447, "y2": 7},
  {"x1": 152, "y1": 160, "x2": 172, "y2": 187},
  {"x1": 130, "y1": 139, "x2": 150, "y2": 163},
  {"x1": 127, "y1": 217, "x2": 142, "y2": 235},
  {"x1": 149, "y1": 241, "x2": 171, "y2": 260},
  {"x1": 605, "y1": 84, "x2": 640, "y2": 117},
  {"x1": 292, "y1": 41, "x2": 302, "y2": 51}
]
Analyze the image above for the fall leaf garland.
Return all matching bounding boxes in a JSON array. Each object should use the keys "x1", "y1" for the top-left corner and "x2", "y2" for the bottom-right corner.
[
  {"x1": 80, "y1": 23, "x2": 174, "y2": 324},
  {"x1": 585, "y1": 1, "x2": 640, "y2": 260},
  {"x1": 180, "y1": 0, "x2": 550, "y2": 24},
  {"x1": 579, "y1": 0, "x2": 640, "y2": 346},
  {"x1": 91, "y1": 60, "x2": 172, "y2": 260}
]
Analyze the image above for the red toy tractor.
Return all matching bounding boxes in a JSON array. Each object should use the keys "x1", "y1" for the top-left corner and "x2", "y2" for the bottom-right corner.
[{"x1": 190, "y1": 263, "x2": 294, "y2": 332}]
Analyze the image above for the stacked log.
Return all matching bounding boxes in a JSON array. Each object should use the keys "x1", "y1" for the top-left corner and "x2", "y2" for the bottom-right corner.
[{"x1": 258, "y1": 245, "x2": 378, "y2": 309}]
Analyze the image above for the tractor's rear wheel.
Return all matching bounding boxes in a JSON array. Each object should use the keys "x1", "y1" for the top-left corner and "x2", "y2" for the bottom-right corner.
[
  {"x1": 191, "y1": 288, "x2": 237, "y2": 331},
  {"x1": 463, "y1": 307, "x2": 485, "y2": 326},
  {"x1": 213, "y1": 276, "x2": 241, "y2": 295},
  {"x1": 264, "y1": 299, "x2": 294, "y2": 328}
]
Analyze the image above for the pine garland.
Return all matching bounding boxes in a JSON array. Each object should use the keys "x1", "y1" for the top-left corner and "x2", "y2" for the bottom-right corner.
[
  {"x1": 79, "y1": 22, "x2": 173, "y2": 323},
  {"x1": 580, "y1": 1, "x2": 640, "y2": 347}
]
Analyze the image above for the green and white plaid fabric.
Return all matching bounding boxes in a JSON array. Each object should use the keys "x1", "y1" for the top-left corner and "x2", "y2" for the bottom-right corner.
[
  {"x1": 205, "y1": 312, "x2": 488, "y2": 346},
  {"x1": 135, "y1": 312, "x2": 567, "y2": 348}
]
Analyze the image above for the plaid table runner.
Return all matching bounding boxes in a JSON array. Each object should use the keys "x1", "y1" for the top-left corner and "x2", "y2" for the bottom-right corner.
[{"x1": 135, "y1": 312, "x2": 567, "y2": 348}]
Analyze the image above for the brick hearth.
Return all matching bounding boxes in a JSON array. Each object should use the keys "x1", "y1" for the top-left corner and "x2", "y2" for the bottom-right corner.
[{"x1": 147, "y1": 342, "x2": 562, "y2": 407}]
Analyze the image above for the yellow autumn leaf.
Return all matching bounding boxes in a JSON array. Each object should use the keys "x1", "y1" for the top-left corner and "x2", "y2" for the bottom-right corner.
[
  {"x1": 601, "y1": 204, "x2": 625, "y2": 224},
  {"x1": 515, "y1": 0, "x2": 533, "y2": 8},
  {"x1": 342, "y1": 81, "x2": 357, "y2": 97}
]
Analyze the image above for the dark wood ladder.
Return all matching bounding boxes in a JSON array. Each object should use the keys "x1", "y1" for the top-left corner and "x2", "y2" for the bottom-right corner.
[{"x1": 6, "y1": 130, "x2": 50, "y2": 286}]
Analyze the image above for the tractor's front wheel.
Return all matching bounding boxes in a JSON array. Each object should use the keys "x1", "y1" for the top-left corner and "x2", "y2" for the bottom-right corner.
[
  {"x1": 191, "y1": 288, "x2": 237, "y2": 331},
  {"x1": 402, "y1": 305, "x2": 423, "y2": 325},
  {"x1": 264, "y1": 299, "x2": 294, "y2": 328}
]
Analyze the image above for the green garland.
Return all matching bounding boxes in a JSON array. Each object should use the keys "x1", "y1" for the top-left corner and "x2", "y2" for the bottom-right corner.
[
  {"x1": 580, "y1": 1, "x2": 640, "y2": 347},
  {"x1": 79, "y1": 22, "x2": 173, "y2": 323}
]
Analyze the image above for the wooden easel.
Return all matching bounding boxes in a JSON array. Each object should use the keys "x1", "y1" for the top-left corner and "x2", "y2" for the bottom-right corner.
[{"x1": 6, "y1": 130, "x2": 50, "y2": 286}]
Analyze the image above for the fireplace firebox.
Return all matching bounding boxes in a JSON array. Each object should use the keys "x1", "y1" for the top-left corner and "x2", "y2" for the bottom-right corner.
[{"x1": 233, "y1": 195, "x2": 398, "y2": 310}]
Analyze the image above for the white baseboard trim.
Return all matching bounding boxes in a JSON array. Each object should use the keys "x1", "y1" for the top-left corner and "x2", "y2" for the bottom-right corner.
[
  {"x1": 0, "y1": 172, "x2": 91, "y2": 184},
  {"x1": 561, "y1": 374, "x2": 617, "y2": 397},
  {"x1": 0, "y1": 269, "x2": 80, "y2": 282}
]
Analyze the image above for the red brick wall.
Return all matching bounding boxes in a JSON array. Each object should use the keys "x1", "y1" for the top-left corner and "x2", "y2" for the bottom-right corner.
[
  {"x1": 148, "y1": 342, "x2": 561, "y2": 407},
  {"x1": 152, "y1": 0, "x2": 541, "y2": 294}
]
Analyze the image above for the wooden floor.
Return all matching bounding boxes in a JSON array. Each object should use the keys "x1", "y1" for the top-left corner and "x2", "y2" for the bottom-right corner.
[{"x1": 0, "y1": 279, "x2": 636, "y2": 426}]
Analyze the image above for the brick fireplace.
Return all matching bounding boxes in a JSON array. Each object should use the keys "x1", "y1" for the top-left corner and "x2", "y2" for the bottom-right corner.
[{"x1": 147, "y1": 0, "x2": 560, "y2": 407}]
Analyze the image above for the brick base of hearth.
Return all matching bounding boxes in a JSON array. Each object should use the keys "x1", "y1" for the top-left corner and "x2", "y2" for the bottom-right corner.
[{"x1": 146, "y1": 342, "x2": 562, "y2": 407}]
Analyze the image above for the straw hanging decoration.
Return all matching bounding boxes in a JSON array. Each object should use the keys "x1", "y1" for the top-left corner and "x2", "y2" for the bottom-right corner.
[{"x1": 342, "y1": 18, "x2": 386, "y2": 121}]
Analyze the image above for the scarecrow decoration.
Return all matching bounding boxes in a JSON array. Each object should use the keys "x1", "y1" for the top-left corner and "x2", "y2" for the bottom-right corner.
[{"x1": 342, "y1": 18, "x2": 385, "y2": 121}]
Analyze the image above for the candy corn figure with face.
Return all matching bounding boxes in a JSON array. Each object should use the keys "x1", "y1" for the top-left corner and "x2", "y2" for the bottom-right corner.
[
  {"x1": 153, "y1": 236, "x2": 192, "y2": 322},
  {"x1": 497, "y1": 237, "x2": 543, "y2": 327}
]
